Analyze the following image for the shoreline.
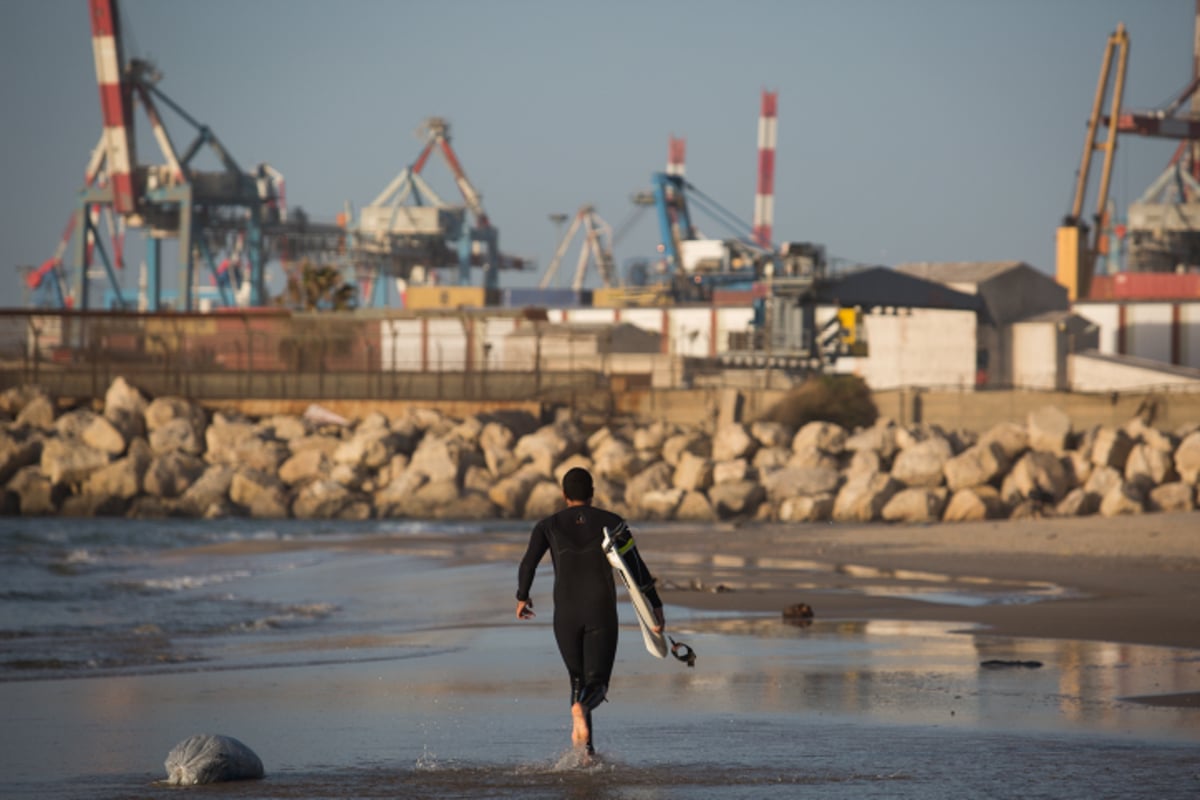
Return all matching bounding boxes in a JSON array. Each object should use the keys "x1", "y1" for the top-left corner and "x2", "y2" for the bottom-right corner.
[
  {"x1": 181, "y1": 512, "x2": 1200, "y2": 651},
  {"x1": 640, "y1": 513, "x2": 1200, "y2": 652}
]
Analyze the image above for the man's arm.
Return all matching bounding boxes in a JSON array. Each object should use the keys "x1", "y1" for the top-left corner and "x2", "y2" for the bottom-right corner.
[{"x1": 516, "y1": 521, "x2": 550, "y2": 608}]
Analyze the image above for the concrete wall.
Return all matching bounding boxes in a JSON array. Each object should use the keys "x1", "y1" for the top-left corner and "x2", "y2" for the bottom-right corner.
[
  {"x1": 1011, "y1": 322, "x2": 1059, "y2": 391},
  {"x1": 1074, "y1": 300, "x2": 1200, "y2": 369},
  {"x1": 837, "y1": 308, "x2": 977, "y2": 390},
  {"x1": 1069, "y1": 352, "x2": 1200, "y2": 393}
]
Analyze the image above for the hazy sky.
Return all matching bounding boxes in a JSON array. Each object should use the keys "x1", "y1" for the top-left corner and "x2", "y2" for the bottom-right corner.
[{"x1": 0, "y1": 0, "x2": 1190, "y2": 308}]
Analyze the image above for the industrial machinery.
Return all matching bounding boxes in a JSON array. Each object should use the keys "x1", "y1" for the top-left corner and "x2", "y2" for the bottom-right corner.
[
  {"x1": 538, "y1": 205, "x2": 618, "y2": 290},
  {"x1": 30, "y1": 0, "x2": 359, "y2": 312},
  {"x1": 1056, "y1": 23, "x2": 1128, "y2": 302},
  {"x1": 354, "y1": 117, "x2": 525, "y2": 304},
  {"x1": 32, "y1": 2, "x2": 520, "y2": 312},
  {"x1": 1059, "y1": 8, "x2": 1200, "y2": 297}
]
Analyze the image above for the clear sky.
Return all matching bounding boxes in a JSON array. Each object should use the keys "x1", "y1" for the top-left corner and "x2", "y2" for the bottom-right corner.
[{"x1": 0, "y1": 0, "x2": 1190, "y2": 308}]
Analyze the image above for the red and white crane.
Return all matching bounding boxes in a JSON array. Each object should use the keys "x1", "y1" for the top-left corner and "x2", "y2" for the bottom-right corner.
[{"x1": 752, "y1": 89, "x2": 778, "y2": 250}]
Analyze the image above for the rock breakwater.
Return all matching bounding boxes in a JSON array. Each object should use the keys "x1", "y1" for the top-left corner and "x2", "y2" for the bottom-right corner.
[{"x1": 2, "y1": 379, "x2": 1198, "y2": 523}]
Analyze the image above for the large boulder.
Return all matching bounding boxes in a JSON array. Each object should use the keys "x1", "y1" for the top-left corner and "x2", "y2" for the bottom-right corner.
[
  {"x1": 833, "y1": 471, "x2": 899, "y2": 522},
  {"x1": 882, "y1": 487, "x2": 948, "y2": 523},
  {"x1": 1147, "y1": 482, "x2": 1195, "y2": 513},
  {"x1": 40, "y1": 437, "x2": 109, "y2": 486},
  {"x1": 1099, "y1": 482, "x2": 1144, "y2": 516},
  {"x1": 229, "y1": 469, "x2": 289, "y2": 518},
  {"x1": 1176, "y1": 431, "x2": 1200, "y2": 485},
  {"x1": 523, "y1": 480, "x2": 567, "y2": 519},
  {"x1": 149, "y1": 417, "x2": 205, "y2": 456},
  {"x1": 1089, "y1": 427, "x2": 1134, "y2": 470},
  {"x1": 891, "y1": 437, "x2": 952, "y2": 487},
  {"x1": 488, "y1": 465, "x2": 544, "y2": 517},
  {"x1": 942, "y1": 486, "x2": 1005, "y2": 521},
  {"x1": 978, "y1": 421, "x2": 1028, "y2": 462},
  {"x1": 761, "y1": 465, "x2": 839, "y2": 502},
  {"x1": 778, "y1": 493, "x2": 835, "y2": 522},
  {"x1": 292, "y1": 479, "x2": 353, "y2": 519},
  {"x1": 791, "y1": 421, "x2": 848, "y2": 457},
  {"x1": 1001, "y1": 451, "x2": 1072, "y2": 505},
  {"x1": 0, "y1": 430, "x2": 42, "y2": 485},
  {"x1": 205, "y1": 415, "x2": 287, "y2": 473},
  {"x1": 7, "y1": 465, "x2": 59, "y2": 514},
  {"x1": 102, "y1": 377, "x2": 147, "y2": 440},
  {"x1": 674, "y1": 490, "x2": 716, "y2": 521},
  {"x1": 672, "y1": 451, "x2": 713, "y2": 492},
  {"x1": 1125, "y1": 443, "x2": 1177, "y2": 492},
  {"x1": 712, "y1": 423, "x2": 757, "y2": 463},
  {"x1": 707, "y1": 480, "x2": 765, "y2": 519},
  {"x1": 943, "y1": 442, "x2": 1009, "y2": 492},
  {"x1": 143, "y1": 452, "x2": 207, "y2": 498}
]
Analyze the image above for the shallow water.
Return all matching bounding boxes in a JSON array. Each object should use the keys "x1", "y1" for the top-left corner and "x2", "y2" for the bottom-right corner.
[{"x1": 1, "y1": 518, "x2": 1198, "y2": 799}]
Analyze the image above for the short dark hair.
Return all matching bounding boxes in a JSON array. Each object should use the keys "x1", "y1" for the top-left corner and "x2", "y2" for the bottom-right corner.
[{"x1": 562, "y1": 467, "x2": 594, "y2": 501}]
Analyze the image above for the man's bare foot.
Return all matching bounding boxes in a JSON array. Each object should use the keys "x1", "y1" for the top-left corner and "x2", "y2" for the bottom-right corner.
[{"x1": 570, "y1": 702, "x2": 590, "y2": 749}]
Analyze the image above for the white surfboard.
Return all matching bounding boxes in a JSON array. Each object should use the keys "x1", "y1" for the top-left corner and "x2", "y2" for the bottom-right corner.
[{"x1": 602, "y1": 525, "x2": 668, "y2": 659}]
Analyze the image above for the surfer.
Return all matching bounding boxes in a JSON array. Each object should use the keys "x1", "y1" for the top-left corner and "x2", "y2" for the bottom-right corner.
[{"x1": 516, "y1": 467, "x2": 665, "y2": 754}]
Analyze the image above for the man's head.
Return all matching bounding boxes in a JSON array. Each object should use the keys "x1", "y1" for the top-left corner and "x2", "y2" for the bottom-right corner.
[{"x1": 562, "y1": 467, "x2": 594, "y2": 503}]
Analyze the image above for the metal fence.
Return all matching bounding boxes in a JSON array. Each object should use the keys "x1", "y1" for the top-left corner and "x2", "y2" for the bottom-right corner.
[{"x1": 0, "y1": 309, "x2": 605, "y2": 404}]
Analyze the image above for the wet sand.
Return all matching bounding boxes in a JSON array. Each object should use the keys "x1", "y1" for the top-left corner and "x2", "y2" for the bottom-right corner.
[
  {"x1": 638, "y1": 512, "x2": 1200, "y2": 652},
  {"x1": 4, "y1": 512, "x2": 1198, "y2": 799}
]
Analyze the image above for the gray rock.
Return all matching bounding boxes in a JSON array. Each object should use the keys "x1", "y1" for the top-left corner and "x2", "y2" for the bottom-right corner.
[
  {"x1": 749, "y1": 420, "x2": 792, "y2": 449},
  {"x1": 761, "y1": 465, "x2": 840, "y2": 502},
  {"x1": 1125, "y1": 443, "x2": 1177, "y2": 491},
  {"x1": 672, "y1": 451, "x2": 713, "y2": 492},
  {"x1": 891, "y1": 437, "x2": 952, "y2": 487},
  {"x1": 149, "y1": 417, "x2": 204, "y2": 456},
  {"x1": 1147, "y1": 482, "x2": 1195, "y2": 513},
  {"x1": 230, "y1": 469, "x2": 289, "y2": 518},
  {"x1": 524, "y1": 480, "x2": 567, "y2": 519},
  {"x1": 943, "y1": 442, "x2": 1009, "y2": 492},
  {"x1": 292, "y1": 479, "x2": 353, "y2": 519},
  {"x1": 942, "y1": 486, "x2": 1005, "y2": 521},
  {"x1": 674, "y1": 490, "x2": 716, "y2": 521},
  {"x1": 143, "y1": 452, "x2": 207, "y2": 498},
  {"x1": 792, "y1": 421, "x2": 848, "y2": 456},
  {"x1": 882, "y1": 487, "x2": 948, "y2": 523},
  {"x1": 707, "y1": 480, "x2": 765, "y2": 519},
  {"x1": 661, "y1": 431, "x2": 710, "y2": 466},
  {"x1": 778, "y1": 493, "x2": 835, "y2": 522},
  {"x1": 1099, "y1": 482, "x2": 1144, "y2": 516},
  {"x1": 40, "y1": 437, "x2": 109, "y2": 486},
  {"x1": 279, "y1": 448, "x2": 330, "y2": 485},
  {"x1": 1176, "y1": 431, "x2": 1200, "y2": 485},
  {"x1": 833, "y1": 471, "x2": 899, "y2": 522},
  {"x1": 7, "y1": 465, "x2": 58, "y2": 515},
  {"x1": 488, "y1": 465, "x2": 544, "y2": 517},
  {"x1": 712, "y1": 423, "x2": 757, "y2": 463},
  {"x1": 1001, "y1": 451, "x2": 1071, "y2": 504},
  {"x1": 978, "y1": 421, "x2": 1028, "y2": 462},
  {"x1": 712, "y1": 458, "x2": 751, "y2": 485},
  {"x1": 1089, "y1": 427, "x2": 1134, "y2": 470}
]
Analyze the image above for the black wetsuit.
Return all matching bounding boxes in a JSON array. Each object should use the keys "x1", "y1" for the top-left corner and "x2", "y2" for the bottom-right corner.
[{"x1": 516, "y1": 504, "x2": 661, "y2": 748}]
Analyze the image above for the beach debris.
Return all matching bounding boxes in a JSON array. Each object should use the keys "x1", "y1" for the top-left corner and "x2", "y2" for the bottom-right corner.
[
  {"x1": 164, "y1": 733, "x2": 264, "y2": 785},
  {"x1": 979, "y1": 659, "x2": 1043, "y2": 669},
  {"x1": 783, "y1": 603, "x2": 815, "y2": 626}
]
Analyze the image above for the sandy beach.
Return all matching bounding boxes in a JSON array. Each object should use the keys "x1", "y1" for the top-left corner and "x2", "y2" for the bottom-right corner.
[{"x1": 2, "y1": 512, "x2": 1198, "y2": 799}]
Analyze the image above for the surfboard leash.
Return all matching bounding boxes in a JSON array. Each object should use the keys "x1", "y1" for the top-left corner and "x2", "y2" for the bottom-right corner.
[{"x1": 669, "y1": 637, "x2": 696, "y2": 668}]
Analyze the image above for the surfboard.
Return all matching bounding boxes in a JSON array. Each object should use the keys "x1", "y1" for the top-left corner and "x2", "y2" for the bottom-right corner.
[{"x1": 602, "y1": 525, "x2": 668, "y2": 659}]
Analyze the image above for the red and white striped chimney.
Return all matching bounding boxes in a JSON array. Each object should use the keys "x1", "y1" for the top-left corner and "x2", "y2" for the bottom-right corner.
[
  {"x1": 89, "y1": 0, "x2": 137, "y2": 214},
  {"x1": 753, "y1": 90, "x2": 778, "y2": 249},
  {"x1": 667, "y1": 135, "x2": 686, "y2": 177}
]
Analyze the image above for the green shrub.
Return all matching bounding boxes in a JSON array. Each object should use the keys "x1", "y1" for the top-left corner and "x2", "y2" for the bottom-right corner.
[{"x1": 760, "y1": 374, "x2": 878, "y2": 431}]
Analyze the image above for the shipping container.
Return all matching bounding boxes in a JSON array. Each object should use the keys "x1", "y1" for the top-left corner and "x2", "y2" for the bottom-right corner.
[
  {"x1": 501, "y1": 288, "x2": 593, "y2": 307},
  {"x1": 1089, "y1": 273, "x2": 1200, "y2": 300},
  {"x1": 593, "y1": 286, "x2": 671, "y2": 308},
  {"x1": 403, "y1": 286, "x2": 499, "y2": 310}
]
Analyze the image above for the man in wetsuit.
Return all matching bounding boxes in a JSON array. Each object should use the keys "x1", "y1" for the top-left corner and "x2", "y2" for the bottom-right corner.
[{"x1": 515, "y1": 467, "x2": 665, "y2": 754}]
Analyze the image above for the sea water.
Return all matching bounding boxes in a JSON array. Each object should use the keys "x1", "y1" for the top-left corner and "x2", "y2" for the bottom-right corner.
[{"x1": 1, "y1": 517, "x2": 1198, "y2": 799}]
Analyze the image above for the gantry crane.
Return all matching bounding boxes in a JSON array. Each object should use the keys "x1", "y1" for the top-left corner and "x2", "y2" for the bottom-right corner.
[
  {"x1": 538, "y1": 205, "x2": 618, "y2": 290},
  {"x1": 355, "y1": 117, "x2": 523, "y2": 305}
]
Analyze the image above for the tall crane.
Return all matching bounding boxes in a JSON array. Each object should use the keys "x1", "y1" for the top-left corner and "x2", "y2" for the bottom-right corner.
[
  {"x1": 538, "y1": 205, "x2": 618, "y2": 290},
  {"x1": 356, "y1": 117, "x2": 521, "y2": 303},
  {"x1": 1056, "y1": 23, "x2": 1129, "y2": 302}
]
